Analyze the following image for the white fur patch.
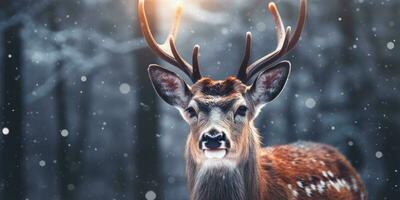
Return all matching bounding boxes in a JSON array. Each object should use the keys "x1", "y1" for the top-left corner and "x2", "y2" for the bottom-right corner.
[
  {"x1": 204, "y1": 149, "x2": 227, "y2": 159},
  {"x1": 202, "y1": 158, "x2": 236, "y2": 169},
  {"x1": 198, "y1": 108, "x2": 229, "y2": 140}
]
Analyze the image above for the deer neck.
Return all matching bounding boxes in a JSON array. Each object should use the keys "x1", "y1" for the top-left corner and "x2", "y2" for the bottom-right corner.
[{"x1": 186, "y1": 125, "x2": 264, "y2": 200}]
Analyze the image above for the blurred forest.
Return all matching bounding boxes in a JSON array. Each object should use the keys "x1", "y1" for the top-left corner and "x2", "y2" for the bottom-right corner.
[{"x1": 0, "y1": 0, "x2": 399, "y2": 199}]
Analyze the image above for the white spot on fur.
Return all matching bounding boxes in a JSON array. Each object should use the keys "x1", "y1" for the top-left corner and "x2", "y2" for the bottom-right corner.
[
  {"x1": 332, "y1": 180, "x2": 341, "y2": 192},
  {"x1": 322, "y1": 171, "x2": 328, "y2": 178},
  {"x1": 291, "y1": 177, "x2": 356, "y2": 197},
  {"x1": 288, "y1": 184, "x2": 298, "y2": 198},
  {"x1": 343, "y1": 179, "x2": 351, "y2": 190},
  {"x1": 327, "y1": 170, "x2": 335, "y2": 178},
  {"x1": 320, "y1": 180, "x2": 326, "y2": 187},
  {"x1": 310, "y1": 184, "x2": 316, "y2": 191},
  {"x1": 305, "y1": 186, "x2": 312, "y2": 197},
  {"x1": 292, "y1": 190, "x2": 298, "y2": 198},
  {"x1": 317, "y1": 181, "x2": 325, "y2": 193},
  {"x1": 297, "y1": 181, "x2": 303, "y2": 188},
  {"x1": 351, "y1": 176, "x2": 359, "y2": 191}
]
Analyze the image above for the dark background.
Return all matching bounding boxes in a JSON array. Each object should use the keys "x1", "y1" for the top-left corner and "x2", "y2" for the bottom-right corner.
[{"x1": 0, "y1": 0, "x2": 399, "y2": 199}]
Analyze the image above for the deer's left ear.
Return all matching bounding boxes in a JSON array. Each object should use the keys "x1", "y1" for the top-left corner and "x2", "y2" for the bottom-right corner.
[{"x1": 248, "y1": 61, "x2": 291, "y2": 108}]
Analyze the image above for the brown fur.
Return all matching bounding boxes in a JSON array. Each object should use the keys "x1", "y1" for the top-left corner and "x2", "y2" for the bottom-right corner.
[
  {"x1": 186, "y1": 123, "x2": 366, "y2": 199},
  {"x1": 191, "y1": 77, "x2": 247, "y2": 96},
  {"x1": 183, "y1": 78, "x2": 366, "y2": 200},
  {"x1": 260, "y1": 142, "x2": 366, "y2": 199},
  {"x1": 148, "y1": 74, "x2": 366, "y2": 199}
]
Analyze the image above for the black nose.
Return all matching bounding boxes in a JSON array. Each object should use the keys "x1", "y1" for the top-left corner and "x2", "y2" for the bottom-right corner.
[{"x1": 199, "y1": 129, "x2": 230, "y2": 149}]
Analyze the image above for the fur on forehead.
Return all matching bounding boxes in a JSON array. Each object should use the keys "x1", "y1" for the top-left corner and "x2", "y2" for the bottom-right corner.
[{"x1": 191, "y1": 77, "x2": 247, "y2": 96}]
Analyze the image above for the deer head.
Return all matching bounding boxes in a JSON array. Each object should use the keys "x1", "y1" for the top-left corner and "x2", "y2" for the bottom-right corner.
[{"x1": 139, "y1": 0, "x2": 306, "y2": 168}]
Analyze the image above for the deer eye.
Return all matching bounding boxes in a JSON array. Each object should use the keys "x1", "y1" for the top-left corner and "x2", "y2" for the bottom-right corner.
[
  {"x1": 185, "y1": 107, "x2": 197, "y2": 118},
  {"x1": 235, "y1": 105, "x2": 248, "y2": 117}
]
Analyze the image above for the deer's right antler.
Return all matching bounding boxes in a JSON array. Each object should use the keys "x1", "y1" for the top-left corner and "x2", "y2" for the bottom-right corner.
[
  {"x1": 237, "y1": 0, "x2": 307, "y2": 83},
  {"x1": 138, "y1": 0, "x2": 202, "y2": 83}
]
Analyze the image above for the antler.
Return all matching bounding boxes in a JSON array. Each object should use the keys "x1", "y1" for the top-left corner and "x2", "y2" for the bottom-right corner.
[
  {"x1": 138, "y1": 0, "x2": 201, "y2": 82},
  {"x1": 237, "y1": 0, "x2": 307, "y2": 83}
]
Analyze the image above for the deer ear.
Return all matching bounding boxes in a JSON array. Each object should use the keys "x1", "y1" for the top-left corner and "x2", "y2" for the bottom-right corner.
[
  {"x1": 148, "y1": 64, "x2": 192, "y2": 108},
  {"x1": 248, "y1": 61, "x2": 290, "y2": 108}
]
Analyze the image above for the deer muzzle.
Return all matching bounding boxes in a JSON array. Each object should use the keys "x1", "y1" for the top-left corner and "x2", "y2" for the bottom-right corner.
[{"x1": 199, "y1": 129, "x2": 231, "y2": 159}]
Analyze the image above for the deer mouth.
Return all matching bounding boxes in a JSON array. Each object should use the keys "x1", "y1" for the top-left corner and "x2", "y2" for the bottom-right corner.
[
  {"x1": 199, "y1": 131, "x2": 231, "y2": 159},
  {"x1": 203, "y1": 148, "x2": 227, "y2": 159}
]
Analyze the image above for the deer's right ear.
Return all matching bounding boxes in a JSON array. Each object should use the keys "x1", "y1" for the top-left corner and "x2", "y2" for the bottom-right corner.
[{"x1": 148, "y1": 65, "x2": 192, "y2": 108}]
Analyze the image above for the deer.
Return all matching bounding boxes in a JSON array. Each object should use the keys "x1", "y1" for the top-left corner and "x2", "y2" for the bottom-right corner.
[{"x1": 138, "y1": 0, "x2": 366, "y2": 199}]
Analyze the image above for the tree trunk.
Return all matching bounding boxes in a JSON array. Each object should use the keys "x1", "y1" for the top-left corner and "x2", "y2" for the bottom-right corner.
[
  {"x1": 54, "y1": 60, "x2": 71, "y2": 200},
  {"x1": 0, "y1": 15, "x2": 24, "y2": 200},
  {"x1": 72, "y1": 74, "x2": 92, "y2": 197},
  {"x1": 337, "y1": 0, "x2": 365, "y2": 169},
  {"x1": 47, "y1": 4, "x2": 72, "y2": 199},
  {"x1": 132, "y1": 0, "x2": 163, "y2": 199}
]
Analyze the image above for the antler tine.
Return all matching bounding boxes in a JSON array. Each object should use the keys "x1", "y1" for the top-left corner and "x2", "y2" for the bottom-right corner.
[
  {"x1": 242, "y1": 2, "x2": 287, "y2": 82},
  {"x1": 138, "y1": 0, "x2": 201, "y2": 82},
  {"x1": 169, "y1": 1, "x2": 183, "y2": 40},
  {"x1": 237, "y1": 32, "x2": 252, "y2": 82},
  {"x1": 268, "y1": 2, "x2": 286, "y2": 43},
  {"x1": 246, "y1": 27, "x2": 291, "y2": 79},
  {"x1": 169, "y1": 37, "x2": 192, "y2": 77},
  {"x1": 192, "y1": 45, "x2": 202, "y2": 82},
  {"x1": 287, "y1": 0, "x2": 307, "y2": 51},
  {"x1": 242, "y1": 0, "x2": 307, "y2": 82}
]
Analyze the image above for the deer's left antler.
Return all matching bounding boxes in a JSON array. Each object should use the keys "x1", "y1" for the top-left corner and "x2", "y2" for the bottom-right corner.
[{"x1": 237, "y1": 0, "x2": 307, "y2": 83}]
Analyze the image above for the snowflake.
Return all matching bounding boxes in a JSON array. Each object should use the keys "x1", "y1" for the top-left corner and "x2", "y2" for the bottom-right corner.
[
  {"x1": 119, "y1": 83, "x2": 130, "y2": 94},
  {"x1": 2, "y1": 127, "x2": 10, "y2": 135},
  {"x1": 145, "y1": 190, "x2": 157, "y2": 200},
  {"x1": 60, "y1": 129, "x2": 69, "y2": 137},
  {"x1": 387, "y1": 41, "x2": 395, "y2": 50}
]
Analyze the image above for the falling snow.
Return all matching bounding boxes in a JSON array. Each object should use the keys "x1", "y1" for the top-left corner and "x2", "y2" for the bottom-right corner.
[
  {"x1": 119, "y1": 83, "x2": 130, "y2": 94},
  {"x1": 305, "y1": 98, "x2": 316, "y2": 109},
  {"x1": 80, "y1": 75, "x2": 87, "y2": 82},
  {"x1": 348, "y1": 141, "x2": 354, "y2": 146},
  {"x1": 0, "y1": 0, "x2": 397, "y2": 199},
  {"x1": 67, "y1": 184, "x2": 75, "y2": 191},
  {"x1": 386, "y1": 41, "x2": 395, "y2": 50},
  {"x1": 375, "y1": 151, "x2": 383, "y2": 159},
  {"x1": 2, "y1": 127, "x2": 10, "y2": 135},
  {"x1": 39, "y1": 160, "x2": 46, "y2": 167},
  {"x1": 145, "y1": 190, "x2": 156, "y2": 200},
  {"x1": 60, "y1": 129, "x2": 69, "y2": 137}
]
